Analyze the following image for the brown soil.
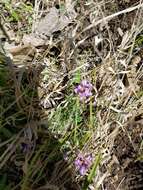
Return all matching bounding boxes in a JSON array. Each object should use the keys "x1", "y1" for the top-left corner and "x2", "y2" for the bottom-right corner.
[{"x1": 103, "y1": 113, "x2": 143, "y2": 190}]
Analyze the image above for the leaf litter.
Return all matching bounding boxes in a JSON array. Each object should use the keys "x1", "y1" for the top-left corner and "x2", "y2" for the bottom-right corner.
[{"x1": 0, "y1": 0, "x2": 143, "y2": 189}]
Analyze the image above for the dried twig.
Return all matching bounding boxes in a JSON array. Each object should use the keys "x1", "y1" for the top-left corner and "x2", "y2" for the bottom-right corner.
[
  {"x1": 0, "y1": 16, "x2": 11, "y2": 42},
  {"x1": 83, "y1": 3, "x2": 143, "y2": 33}
]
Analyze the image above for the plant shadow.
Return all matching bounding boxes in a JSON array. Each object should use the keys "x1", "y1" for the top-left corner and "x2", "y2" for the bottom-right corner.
[{"x1": 0, "y1": 57, "x2": 81, "y2": 190}]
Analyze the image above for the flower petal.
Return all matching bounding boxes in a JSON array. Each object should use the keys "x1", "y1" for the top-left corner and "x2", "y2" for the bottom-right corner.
[{"x1": 79, "y1": 165, "x2": 87, "y2": 175}]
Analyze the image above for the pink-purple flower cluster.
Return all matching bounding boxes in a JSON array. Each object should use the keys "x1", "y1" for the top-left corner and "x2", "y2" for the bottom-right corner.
[
  {"x1": 74, "y1": 80, "x2": 93, "y2": 101},
  {"x1": 74, "y1": 153, "x2": 92, "y2": 175}
]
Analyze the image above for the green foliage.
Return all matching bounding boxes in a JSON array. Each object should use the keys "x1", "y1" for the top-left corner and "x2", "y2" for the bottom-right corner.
[
  {"x1": 0, "y1": 65, "x2": 8, "y2": 87},
  {"x1": 21, "y1": 134, "x2": 63, "y2": 190},
  {"x1": 137, "y1": 90, "x2": 143, "y2": 98},
  {"x1": 2, "y1": 1, "x2": 33, "y2": 21},
  {"x1": 0, "y1": 174, "x2": 11, "y2": 190},
  {"x1": 59, "y1": 3, "x2": 66, "y2": 13},
  {"x1": 87, "y1": 153, "x2": 101, "y2": 183},
  {"x1": 71, "y1": 70, "x2": 81, "y2": 84},
  {"x1": 135, "y1": 34, "x2": 143, "y2": 47},
  {"x1": 1, "y1": 0, "x2": 33, "y2": 33},
  {"x1": 83, "y1": 153, "x2": 101, "y2": 190}
]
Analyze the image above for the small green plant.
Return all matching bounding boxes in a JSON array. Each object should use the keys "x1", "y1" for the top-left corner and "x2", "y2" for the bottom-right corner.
[
  {"x1": 1, "y1": 0, "x2": 33, "y2": 33},
  {"x1": 0, "y1": 174, "x2": 11, "y2": 190}
]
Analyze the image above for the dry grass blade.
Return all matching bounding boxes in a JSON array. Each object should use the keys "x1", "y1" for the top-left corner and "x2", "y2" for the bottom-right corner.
[
  {"x1": 0, "y1": 0, "x2": 143, "y2": 189},
  {"x1": 83, "y1": 3, "x2": 143, "y2": 33}
]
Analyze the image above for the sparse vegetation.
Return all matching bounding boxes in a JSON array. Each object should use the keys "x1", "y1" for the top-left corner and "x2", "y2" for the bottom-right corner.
[{"x1": 0, "y1": 0, "x2": 143, "y2": 190}]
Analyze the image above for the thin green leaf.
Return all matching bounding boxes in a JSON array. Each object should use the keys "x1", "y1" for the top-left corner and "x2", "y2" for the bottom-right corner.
[{"x1": 87, "y1": 153, "x2": 101, "y2": 183}]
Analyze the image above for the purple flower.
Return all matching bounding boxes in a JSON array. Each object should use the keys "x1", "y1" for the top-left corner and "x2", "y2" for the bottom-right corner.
[
  {"x1": 74, "y1": 153, "x2": 92, "y2": 175},
  {"x1": 21, "y1": 142, "x2": 31, "y2": 153},
  {"x1": 74, "y1": 80, "x2": 93, "y2": 101}
]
